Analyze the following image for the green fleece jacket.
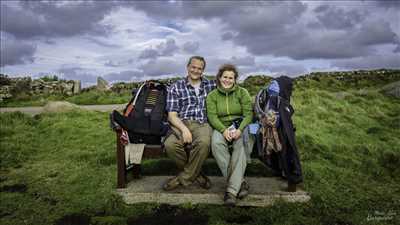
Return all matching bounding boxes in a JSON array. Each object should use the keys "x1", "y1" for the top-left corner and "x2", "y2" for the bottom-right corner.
[{"x1": 206, "y1": 84, "x2": 253, "y2": 133}]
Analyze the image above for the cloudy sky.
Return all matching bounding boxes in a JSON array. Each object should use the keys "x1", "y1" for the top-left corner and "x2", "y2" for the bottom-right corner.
[{"x1": 1, "y1": 1, "x2": 399, "y2": 87}]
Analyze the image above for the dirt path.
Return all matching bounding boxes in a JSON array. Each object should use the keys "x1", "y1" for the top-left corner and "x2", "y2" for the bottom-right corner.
[{"x1": 0, "y1": 104, "x2": 125, "y2": 116}]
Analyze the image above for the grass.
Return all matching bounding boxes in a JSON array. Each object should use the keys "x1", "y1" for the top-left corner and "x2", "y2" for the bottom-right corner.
[{"x1": 1, "y1": 78, "x2": 400, "y2": 224}]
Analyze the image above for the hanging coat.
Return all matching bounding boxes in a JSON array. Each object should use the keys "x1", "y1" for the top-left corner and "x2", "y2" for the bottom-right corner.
[{"x1": 257, "y1": 76, "x2": 303, "y2": 184}]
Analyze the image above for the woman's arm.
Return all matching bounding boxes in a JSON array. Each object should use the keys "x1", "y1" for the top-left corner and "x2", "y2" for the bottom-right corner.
[
  {"x1": 206, "y1": 92, "x2": 227, "y2": 133},
  {"x1": 238, "y1": 88, "x2": 253, "y2": 131}
]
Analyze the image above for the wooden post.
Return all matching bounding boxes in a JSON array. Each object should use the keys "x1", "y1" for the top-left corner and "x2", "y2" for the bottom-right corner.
[{"x1": 116, "y1": 129, "x2": 126, "y2": 188}]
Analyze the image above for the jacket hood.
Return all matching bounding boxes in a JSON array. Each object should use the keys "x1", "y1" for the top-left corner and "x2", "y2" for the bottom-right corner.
[{"x1": 276, "y1": 76, "x2": 293, "y2": 102}]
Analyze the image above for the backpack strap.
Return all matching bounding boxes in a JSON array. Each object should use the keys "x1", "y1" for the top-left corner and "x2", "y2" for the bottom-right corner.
[{"x1": 123, "y1": 83, "x2": 146, "y2": 116}]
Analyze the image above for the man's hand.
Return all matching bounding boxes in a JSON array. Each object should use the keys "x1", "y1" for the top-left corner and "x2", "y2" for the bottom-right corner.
[
  {"x1": 168, "y1": 111, "x2": 192, "y2": 144},
  {"x1": 181, "y1": 127, "x2": 193, "y2": 144}
]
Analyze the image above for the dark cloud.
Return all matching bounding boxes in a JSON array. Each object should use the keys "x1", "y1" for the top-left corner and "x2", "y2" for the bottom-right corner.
[
  {"x1": 104, "y1": 60, "x2": 121, "y2": 68},
  {"x1": 132, "y1": 1, "x2": 399, "y2": 62},
  {"x1": 57, "y1": 67, "x2": 97, "y2": 85},
  {"x1": 202, "y1": 56, "x2": 256, "y2": 76},
  {"x1": 232, "y1": 13, "x2": 399, "y2": 60},
  {"x1": 268, "y1": 64, "x2": 308, "y2": 77},
  {"x1": 220, "y1": 1, "x2": 306, "y2": 39},
  {"x1": 221, "y1": 32, "x2": 234, "y2": 41},
  {"x1": 131, "y1": 1, "x2": 302, "y2": 22},
  {"x1": 355, "y1": 20, "x2": 399, "y2": 46},
  {"x1": 373, "y1": 1, "x2": 400, "y2": 9},
  {"x1": 332, "y1": 54, "x2": 400, "y2": 70},
  {"x1": 103, "y1": 70, "x2": 145, "y2": 83},
  {"x1": 130, "y1": 1, "x2": 238, "y2": 20},
  {"x1": 160, "y1": 21, "x2": 189, "y2": 33},
  {"x1": 86, "y1": 37, "x2": 121, "y2": 48},
  {"x1": 44, "y1": 39, "x2": 56, "y2": 45},
  {"x1": 158, "y1": 39, "x2": 179, "y2": 56},
  {"x1": 139, "y1": 38, "x2": 179, "y2": 59},
  {"x1": 139, "y1": 58, "x2": 185, "y2": 77},
  {"x1": 0, "y1": 4, "x2": 43, "y2": 40},
  {"x1": 1, "y1": 1, "x2": 115, "y2": 40},
  {"x1": 183, "y1": 41, "x2": 199, "y2": 53},
  {"x1": 260, "y1": 30, "x2": 372, "y2": 60},
  {"x1": 139, "y1": 49, "x2": 159, "y2": 60},
  {"x1": 128, "y1": 2, "x2": 182, "y2": 19},
  {"x1": 230, "y1": 56, "x2": 255, "y2": 67},
  {"x1": 180, "y1": 1, "x2": 239, "y2": 19},
  {"x1": 0, "y1": 34, "x2": 36, "y2": 67},
  {"x1": 314, "y1": 5, "x2": 365, "y2": 30}
]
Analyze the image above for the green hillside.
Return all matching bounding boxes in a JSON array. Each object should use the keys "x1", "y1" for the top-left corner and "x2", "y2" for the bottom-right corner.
[{"x1": 1, "y1": 71, "x2": 399, "y2": 225}]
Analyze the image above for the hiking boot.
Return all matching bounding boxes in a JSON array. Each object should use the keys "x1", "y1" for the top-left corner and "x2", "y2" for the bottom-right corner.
[
  {"x1": 162, "y1": 176, "x2": 181, "y2": 191},
  {"x1": 224, "y1": 192, "x2": 236, "y2": 206},
  {"x1": 237, "y1": 181, "x2": 250, "y2": 199},
  {"x1": 195, "y1": 173, "x2": 212, "y2": 189}
]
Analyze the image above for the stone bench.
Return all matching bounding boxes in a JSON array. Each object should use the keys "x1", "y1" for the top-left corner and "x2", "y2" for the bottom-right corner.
[{"x1": 114, "y1": 129, "x2": 311, "y2": 206}]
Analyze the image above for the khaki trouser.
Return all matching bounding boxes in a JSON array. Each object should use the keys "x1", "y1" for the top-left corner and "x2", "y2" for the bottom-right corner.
[
  {"x1": 164, "y1": 120, "x2": 212, "y2": 186},
  {"x1": 211, "y1": 130, "x2": 247, "y2": 196}
]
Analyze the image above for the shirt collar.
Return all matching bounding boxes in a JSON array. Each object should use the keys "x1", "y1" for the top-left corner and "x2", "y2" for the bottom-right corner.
[{"x1": 185, "y1": 76, "x2": 209, "y2": 88}]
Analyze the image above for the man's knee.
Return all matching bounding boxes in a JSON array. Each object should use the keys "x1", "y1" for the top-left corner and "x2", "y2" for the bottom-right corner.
[
  {"x1": 164, "y1": 135, "x2": 179, "y2": 156},
  {"x1": 195, "y1": 136, "x2": 211, "y2": 151}
]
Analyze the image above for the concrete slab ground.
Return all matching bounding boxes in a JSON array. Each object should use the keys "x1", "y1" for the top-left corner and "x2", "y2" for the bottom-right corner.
[{"x1": 116, "y1": 176, "x2": 310, "y2": 207}]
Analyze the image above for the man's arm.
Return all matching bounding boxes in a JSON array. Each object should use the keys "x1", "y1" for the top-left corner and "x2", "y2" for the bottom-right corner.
[{"x1": 168, "y1": 111, "x2": 192, "y2": 144}]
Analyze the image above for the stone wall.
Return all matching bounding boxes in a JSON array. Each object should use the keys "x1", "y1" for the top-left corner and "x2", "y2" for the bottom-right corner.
[
  {"x1": 0, "y1": 74, "x2": 81, "y2": 102},
  {"x1": 296, "y1": 69, "x2": 400, "y2": 83}
]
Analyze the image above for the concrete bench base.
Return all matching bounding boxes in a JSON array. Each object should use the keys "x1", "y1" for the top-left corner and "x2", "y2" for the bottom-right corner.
[{"x1": 116, "y1": 176, "x2": 310, "y2": 207}]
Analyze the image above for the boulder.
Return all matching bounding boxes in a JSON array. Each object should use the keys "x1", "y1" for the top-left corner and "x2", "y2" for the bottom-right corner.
[
  {"x1": 62, "y1": 82, "x2": 74, "y2": 96},
  {"x1": 381, "y1": 81, "x2": 400, "y2": 98},
  {"x1": 0, "y1": 85, "x2": 13, "y2": 101},
  {"x1": 43, "y1": 101, "x2": 81, "y2": 113},
  {"x1": 334, "y1": 91, "x2": 351, "y2": 100},
  {"x1": 97, "y1": 77, "x2": 110, "y2": 91},
  {"x1": 73, "y1": 80, "x2": 81, "y2": 94}
]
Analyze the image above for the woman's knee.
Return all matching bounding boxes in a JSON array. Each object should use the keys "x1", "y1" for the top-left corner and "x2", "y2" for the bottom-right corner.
[{"x1": 212, "y1": 130, "x2": 226, "y2": 145}]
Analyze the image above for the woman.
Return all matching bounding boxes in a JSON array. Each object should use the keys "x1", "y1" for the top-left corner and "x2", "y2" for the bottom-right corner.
[{"x1": 206, "y1": 64, "x2": 253, "y2": 206}]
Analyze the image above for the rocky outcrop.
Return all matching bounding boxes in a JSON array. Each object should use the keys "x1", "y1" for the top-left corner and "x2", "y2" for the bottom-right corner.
[{"x1": 0, "y1": 74, "x2": 81, "y2": 102}]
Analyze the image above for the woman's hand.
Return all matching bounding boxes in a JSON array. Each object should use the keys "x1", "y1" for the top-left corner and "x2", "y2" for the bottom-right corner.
[
  {"x1": 231, "y1": 129, "x2": 242, "y2": 140},
  {"x1": 223, "y1": 129, "x2": 232, "y2": 142}
]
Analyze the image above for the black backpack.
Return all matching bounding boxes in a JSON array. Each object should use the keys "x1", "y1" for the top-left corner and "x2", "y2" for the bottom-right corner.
[{"x1": 111, "y1": 80, "x2": 168, "y2": 144}]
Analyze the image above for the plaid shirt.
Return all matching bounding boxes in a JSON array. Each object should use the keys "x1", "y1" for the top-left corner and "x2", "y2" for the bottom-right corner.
[{"x1": 166, "y1": 77, "x2": 216, "y2": 123}]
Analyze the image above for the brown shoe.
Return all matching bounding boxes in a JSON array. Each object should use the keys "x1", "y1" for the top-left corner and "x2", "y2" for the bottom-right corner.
[
  {"x1": 162, "y1": 176, "x2": 181, "y2": 191},
  {"x1": 195, "y1": 173, "x2": 211, "y2": 189}
]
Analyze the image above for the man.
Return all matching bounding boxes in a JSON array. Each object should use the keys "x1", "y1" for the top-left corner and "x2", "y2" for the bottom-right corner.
[{"x1": 163, "y1": 56, "x2": 216, "y2": 190}]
